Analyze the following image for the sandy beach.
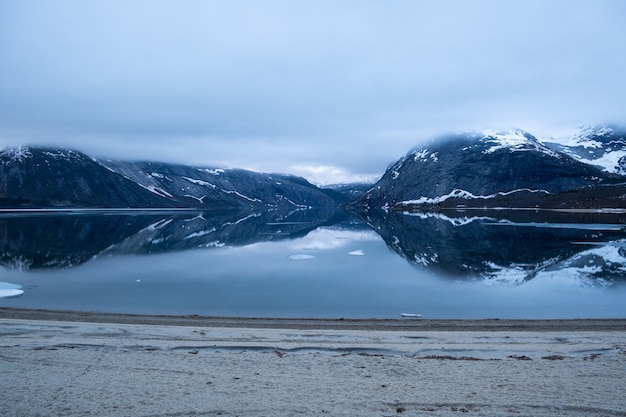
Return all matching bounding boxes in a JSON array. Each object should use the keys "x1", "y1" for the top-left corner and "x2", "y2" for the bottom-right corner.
[{"x1": 1, "y1": 309, "x2": 625, "y2": 417}]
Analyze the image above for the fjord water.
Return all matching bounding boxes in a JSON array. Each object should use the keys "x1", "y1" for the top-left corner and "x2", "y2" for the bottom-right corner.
[{"x1": 1, "y1": 209, "x2": 625, "y2": 319}]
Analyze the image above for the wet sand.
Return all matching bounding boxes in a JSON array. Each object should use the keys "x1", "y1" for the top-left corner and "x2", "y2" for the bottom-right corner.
[{"x1": 1, "y1": 308, "x2": 625, "y2": 416}]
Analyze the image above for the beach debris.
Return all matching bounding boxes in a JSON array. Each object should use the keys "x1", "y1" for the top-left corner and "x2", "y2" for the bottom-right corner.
[
  {"x1": 542, "y1": 355, "x2": 566, "y2": 360},
  {"x1": 400, "y1": 313, "x2": 422, "y2": 318},
  {"x1": 583, "y1": 353, "x2": 602, "y2": 360},
  {"x1": 420, "y1": 355, "x2": 484, "y2": 361},
  {"x1": 358, "y1": 352, "x2": 385, "y2": 357},
  {"x1": 507, "y1": 355, "x2": 532, "y2": 360}
]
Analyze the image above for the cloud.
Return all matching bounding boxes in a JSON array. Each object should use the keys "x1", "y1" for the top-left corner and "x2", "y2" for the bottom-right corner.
[{"x1": 1, "y1": 0, "x2": 625, "y2": 182}]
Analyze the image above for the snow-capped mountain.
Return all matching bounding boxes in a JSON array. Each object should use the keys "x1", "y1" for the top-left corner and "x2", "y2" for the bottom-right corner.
[
  {"x1": 0, "y1": 146, "x2": 342, "y2": 210},
  {"x1": 542, "y1": 124, "x2": 626, "y2": 175},
  {"x1": 0, "y1": 147, "x2": 176, "y2": 208},
  {"x1": 354, "y1": 129, "x2": 626, "y2": 211}
]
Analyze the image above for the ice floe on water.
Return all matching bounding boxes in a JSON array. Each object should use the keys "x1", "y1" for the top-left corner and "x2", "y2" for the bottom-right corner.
[
  {"x1": 287, "y1": 254, "x2": 316, "y2": 261},
  {"x1": 0, "y1": 282, "x2": 24, "y2": 298}
]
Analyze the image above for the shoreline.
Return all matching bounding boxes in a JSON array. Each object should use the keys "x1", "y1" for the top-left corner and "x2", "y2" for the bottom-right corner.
[
  {"x1": 2, "y1": 307, "x2": 625, "y2": 331},
  {"x1": 3, "y1": 308, "x2": 626, "y2": 416}
]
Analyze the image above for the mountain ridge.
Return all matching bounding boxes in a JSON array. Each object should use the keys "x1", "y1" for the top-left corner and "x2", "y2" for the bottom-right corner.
[
  {"x1": 0, "y1": 146, "x2": 345, "y2": 211},
  {"x1": 354, "y1": 126, "x2": 626, "y2": 212}
]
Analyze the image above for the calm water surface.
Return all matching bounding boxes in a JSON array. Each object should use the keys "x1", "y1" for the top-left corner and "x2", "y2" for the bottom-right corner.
[{"x1": 1, "y1": 209, "x2": 625, "y2": 319}]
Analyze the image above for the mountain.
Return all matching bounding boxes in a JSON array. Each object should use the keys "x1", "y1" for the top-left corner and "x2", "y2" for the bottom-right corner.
[
  {"x1": 354, "y1": 129, "x2": 626, "y2": 211},
  {"x1": 0, "y1": 146, "x2": 342, "y2": 210},
  {"x1": 100, "y1": 160, "x2": 339, "y2": 211},
  {"x1": 542, "y1": 124, "x2": 626, "y2": 175},
  {"x1": 0, "y1": 147, "x2": 176, "y2": 208}
]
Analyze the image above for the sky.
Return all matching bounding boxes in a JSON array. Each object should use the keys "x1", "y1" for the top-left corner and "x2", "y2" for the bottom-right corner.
[{"x1": 1, "y1": 0, "x2": 625, "y2": 185}]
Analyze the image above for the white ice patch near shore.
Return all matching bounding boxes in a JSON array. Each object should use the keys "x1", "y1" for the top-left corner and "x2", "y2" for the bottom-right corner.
[{"x1": 0, "y1": 282, "x2": 24, "y2": 298}]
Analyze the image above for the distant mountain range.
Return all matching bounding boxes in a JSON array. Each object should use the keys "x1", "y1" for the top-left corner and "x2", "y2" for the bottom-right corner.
[
  {"x1": 1, "y1": 124, "x2": 625, "y2": 212},
  {"x1": 354, "y1": 125, "x2": 626, "y2": 211},
  {"x1": 0, "y1": 147, "x2": 348, "y2": 211}
]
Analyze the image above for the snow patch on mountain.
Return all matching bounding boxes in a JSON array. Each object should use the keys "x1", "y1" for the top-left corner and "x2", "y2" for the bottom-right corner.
[
  {"x1": 397, "y1": 188, "x2": 550, "y2": 206},
  {"x1": 184, "y1": 194, "x2": 208, "y2": 203},
  {"x1": 0, "y1": 146, "x2": 32, "y2": 163},
  {"x1": 41, "y1": 149, "x2": 80, "y2": 161},
  {"x1": 138, "y1": 184, "x2": 173, "y2": 199},
  {"x1": 221, "y1": 189, "x2": 262, "y2": 203},
  {"x1": 574, "y1": 151, "x2": 626, "y2": 175},
  {"x1": 182, "y1": 176, "x2": 216, "y2": 188},
  {"x1": 480, "y1": 129, "x2": 560, "y2": 157},
  {"x1": 542, "y1": 125, "x2": 626, "y2": 174},
  {"x1": 553, "y1": 125, "x2": 615, "y2": 147},
  {"x1": 198, "y1": 168, "x2": 225, "y2": 175}
]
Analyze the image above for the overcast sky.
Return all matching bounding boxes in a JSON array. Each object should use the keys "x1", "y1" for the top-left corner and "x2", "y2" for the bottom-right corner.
[{"x1": 1, "y1": 0, "x2": 625, "y2": 184}]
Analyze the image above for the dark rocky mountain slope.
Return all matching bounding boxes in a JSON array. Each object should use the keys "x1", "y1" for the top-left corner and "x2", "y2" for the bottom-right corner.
[
  {"x1": 0, "y1": 147, "x2": 175, "y2": 208},
  {"x1": 0, "y1": 146, "x2": 341, "y2": 210},
  {"x1": 354, "y1": 129, "x2": 626, "y2": 211}
]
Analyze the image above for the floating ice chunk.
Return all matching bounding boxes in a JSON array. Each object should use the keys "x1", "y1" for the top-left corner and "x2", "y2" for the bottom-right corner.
[
  {"x1": 349, "y1": 250, "x2": 365, "y2": 256},
  {"x1": 0, "y1": 282, "x2": 24, "y2": 298},
  {"x1": 401, "y1": 313, "x2": 422, "y2": 318},
  {"x1": 287, "y1": 254, "x2": 316, "y2": 261}
]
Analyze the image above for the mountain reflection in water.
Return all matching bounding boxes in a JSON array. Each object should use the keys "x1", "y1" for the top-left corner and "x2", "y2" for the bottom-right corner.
[
  {"x1": 361, "y1": 209, "x2": 626, "y2": 286},
  {"x1": 1, "y1": 209, "x2": 625, "y2": 288},
  {"x1": 1, "y1": 208, "x2": 625, "y2": 318}
]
